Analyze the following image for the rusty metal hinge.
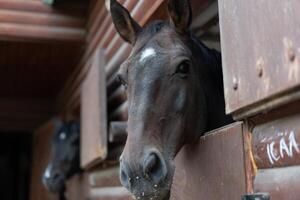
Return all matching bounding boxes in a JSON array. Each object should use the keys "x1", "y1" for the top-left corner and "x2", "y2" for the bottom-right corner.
[{"x1": 242, "y1": 193, "x2": 270, "y2": 200}]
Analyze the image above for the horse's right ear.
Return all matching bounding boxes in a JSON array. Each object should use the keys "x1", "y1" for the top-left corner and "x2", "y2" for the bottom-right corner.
[
  {"x1": 168, "y1": 0, "x2": 192, "y2": 34},
  {"x1": 52, "y1": 118, "x2": 63, "y2": 131},
  {"x1": 110, "y1": 0, "x2": 141, "y2": 44}
]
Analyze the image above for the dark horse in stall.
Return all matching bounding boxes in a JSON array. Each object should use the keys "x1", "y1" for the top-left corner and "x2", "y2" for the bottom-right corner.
[
  {"x1": 110, "y1": 0, "x2": 233, "y2": 199},
  {"x1": 42, "y1": 120, "x2": 81, "y2": 200}
]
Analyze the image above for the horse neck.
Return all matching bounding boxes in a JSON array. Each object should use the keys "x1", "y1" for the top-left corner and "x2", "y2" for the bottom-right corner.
[
  {"x1": 59, "y1": 192, "x2": 66, "y2": 200},
  {"x1": 189, "y1": 34, "x2": 233, "y2": 131}
]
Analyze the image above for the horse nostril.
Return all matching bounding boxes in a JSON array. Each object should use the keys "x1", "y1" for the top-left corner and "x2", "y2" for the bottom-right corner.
[
  {"x1": 143, "y1": 152, "x2": 167, "y2": 184},
  {"x1": 120, "y1": 165, "x2": 131, "y2": 189}
]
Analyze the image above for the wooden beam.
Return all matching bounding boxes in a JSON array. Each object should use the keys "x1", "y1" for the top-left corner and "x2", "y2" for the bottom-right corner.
[
  {"x1": 0, "y1": 1, "x2": 87, "y2": 42},
  {"x1": 0, "y1": 1, "x2": 87, "y2": 16},
  {"x1": 0, "y1": 98, "x2": 54, "y2": 132},
  {"x1": 89, "y1": 187, "x2": 131, "y2": 199},
  {"x1": 109, "y1": 121, "x2": 127, "y2": 143},
  {"x1": 0, "y1": 9, "x2": 85, "y2": 28},
  {"x1": 0, "y1": 23, "x2": 85, "y2": 42}
]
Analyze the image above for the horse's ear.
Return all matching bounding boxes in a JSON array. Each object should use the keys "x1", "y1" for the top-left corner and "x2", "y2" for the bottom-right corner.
[
  {"x1": 52, "y1": 118, "x2": 63, "y2": 131},
  {"x1": 168, "y1": 0, "x2": 192, "y2": 33},
  {"x1": 110, "y1": 0, "x2": 141, "y2": 44}
]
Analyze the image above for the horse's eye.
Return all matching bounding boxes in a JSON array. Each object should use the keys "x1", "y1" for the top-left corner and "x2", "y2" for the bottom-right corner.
[
  {"x1": 117, "y1": 74, "x2": 128, "y2": 88},
  {"x1": 175, "y1": 61, "x2": 190, "y2": 78}
]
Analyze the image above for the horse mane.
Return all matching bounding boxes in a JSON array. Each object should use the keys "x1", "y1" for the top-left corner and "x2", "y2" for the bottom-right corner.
[{"x1": 189, "y1": 32, "x2": 233, "y2": 131}]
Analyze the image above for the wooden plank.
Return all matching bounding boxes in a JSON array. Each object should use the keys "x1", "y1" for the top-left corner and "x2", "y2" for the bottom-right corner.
[
  {"x1": 171, "y1": 122, "x2": 246, "y2": 200},
  {"x1": 89, "y1": 167, "x2": 121, "y2": 188},
  {"x1": 30, "y1": 121, "x2": 58, "y2": 200},
  {"x1": 0, "y1": 9, "x2": 85, "y2": 28},
  {"x1": 0, "y1": 1, "x2": 87, "y2": 16},
  {"x1": 254, "y1": 166, "x2": 300, "y2": 200},
  {"x1": 252, "y1": 113, "x2": 300, "y2": 169},
  {"x1": 219, "y1": 0, "x2": 300, "y2": 118},
  {"x1": 243, "y1": 122, "x2": 255, "y2": 194},
  {"x1": 65, "y1": 173, "x2": 90, "y2": 200},
  {"x1": 89, "y1": 187, "x2": 132, "y2": 200},
  {"x1": 86, "y1": 0, "x2": 105, "y2": 30},
  {"x1": 0, "y1": 23, "x2": 85, "y2": 42},
  {"x1": 109, "y1": 101, "x2": 128, "y2": 121},
  {"x1": 80, "y1": 48, "x2": 107, "y2": 169},
  {"x1": 108, "y1": 86, "x2": 126, "y2": 113},
  {"x1": 108, "y1": 121, "x2": 127, "y2": 143},
  {"x1": 0, "y1": 1, "x2": 61, "y2": 13}
]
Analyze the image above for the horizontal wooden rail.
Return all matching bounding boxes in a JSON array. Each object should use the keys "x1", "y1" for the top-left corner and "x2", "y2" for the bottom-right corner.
[
  {"x1": 109, "y1": 121, "x2": 127, "y2": 143},
  {"x1": 109, "y1": 101, "x2": 128, "y2": 121},
  {"x1": 108, "y1": 86, "x2": 126, "y2": 113},
  {"x1": 0, "y1": 9, "x2": 85, "y2": 28},
  {"x1": 0, "y1": 0, "x2": 87, "y2": 42},
  {"x1": 0, "y1": 0, "x2": 87, "y2": 16},
  {"x1": 0, "y1": 23, "x2": 85, "y2": 42}
]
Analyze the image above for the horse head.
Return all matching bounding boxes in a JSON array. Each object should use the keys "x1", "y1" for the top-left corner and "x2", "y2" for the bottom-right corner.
[{"x1": 42, "y1": 120, "x2": 81, "y2": 194}]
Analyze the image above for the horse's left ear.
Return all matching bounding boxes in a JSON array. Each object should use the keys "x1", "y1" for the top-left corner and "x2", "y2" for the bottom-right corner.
[{"x1": 168, "y1": 0, "x2": 192, "y2": 33}]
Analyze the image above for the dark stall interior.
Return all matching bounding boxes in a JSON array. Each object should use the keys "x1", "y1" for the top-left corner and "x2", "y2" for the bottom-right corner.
[{"x1": 0, "y1": 133, "x2": 32, "y2": 200}]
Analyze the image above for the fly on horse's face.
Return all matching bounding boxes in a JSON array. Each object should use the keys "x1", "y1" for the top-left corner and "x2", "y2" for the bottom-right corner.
[
  {"x1": 43, "y1": 120, "x2": 81, "y2": 194},
  {"x1": 111, "y1": 0, "x2": 231, "y2": 199}
]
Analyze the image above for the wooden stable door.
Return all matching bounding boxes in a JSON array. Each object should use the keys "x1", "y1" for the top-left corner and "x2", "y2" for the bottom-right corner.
[
  {"x1": 251, "y1": 112, "x2": 300, "y2": 200},
  {"x1": 171, "y1": 122, "x2": 248, "y2": 200},
  {"x1": 219, "y1": 0, "x2": 300, "y2": 119}
]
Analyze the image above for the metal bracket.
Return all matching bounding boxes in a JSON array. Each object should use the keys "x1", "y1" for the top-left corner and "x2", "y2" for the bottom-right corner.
[{"x1": 242, "y1": 193, "x2": 270, "y2": 200}]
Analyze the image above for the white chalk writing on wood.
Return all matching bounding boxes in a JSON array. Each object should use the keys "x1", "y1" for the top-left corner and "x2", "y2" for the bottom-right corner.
[{"x1": 266, "y1": 131, "x2": 299, "y2": 165}]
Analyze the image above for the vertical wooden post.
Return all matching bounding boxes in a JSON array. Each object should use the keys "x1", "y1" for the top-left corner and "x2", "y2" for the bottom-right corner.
[{"x1": 80, "y1": 48, "x2": 108, "y2": 169}]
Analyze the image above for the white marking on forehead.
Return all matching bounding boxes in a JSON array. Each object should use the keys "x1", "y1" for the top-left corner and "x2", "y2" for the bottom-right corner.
[
  {"x1": 44, "y1": 165, "x2": 51, "y2": 178},
  {"x1": 59, "y1": 132, "x2": 66, "y2": 140},
  {"x1": 139, "y1": 48, "x2": 156, "y2": 63}
]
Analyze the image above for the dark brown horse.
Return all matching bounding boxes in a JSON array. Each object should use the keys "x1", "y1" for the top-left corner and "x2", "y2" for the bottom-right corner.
[
  {"x1": 43, "y1": 120, "x2": 81, "y2": 200},
  {"x1": 110, "y1": 0, "x2": 233, "y2": 199}
]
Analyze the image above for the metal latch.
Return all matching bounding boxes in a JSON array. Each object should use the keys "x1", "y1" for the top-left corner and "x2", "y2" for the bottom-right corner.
[{"x1": 242, "y1": 193, "x2": 270, "y2": 200}]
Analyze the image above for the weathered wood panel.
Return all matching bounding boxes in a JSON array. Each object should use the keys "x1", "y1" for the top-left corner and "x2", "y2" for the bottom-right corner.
[
  {"x1": 88, "y1": 166, "x2": 133, "y2": 200},
  {"x1": 89, "y1": 187, "x2": 132, "y2": 200},
  {"x1": 0, "y1": 23, "x2": 85, "y2": 42},
  {"x1": 30, "y1": 121, "x2": 58, "y2": 200},
  {"x1": 89, "y1": 167, "x2": 121, "y2": 188},
  {"x1": 254, "y1": 166, "x2": 300, "y2": 200},
  {"x1": 80, "y1": 48, "x2": 107, "y2": 169},
  {"x1": 0, "y1": 1, "x2": 87, "y2": 16},
  {"x1": 65, "y1": 173, "x2": 90, "y2": 200},
  {"x1": 0, "y1": 9, "x2": 85, "y2": 27},
  {"x1": 252, "y1": 113, "x2": 300, "y2": 169},
  {"x1": 171, "y1": 122, "x2": 246, "y2": 200},
  {"x1": 219, "y1": 0, "x2": 300, "y2": 118}
]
